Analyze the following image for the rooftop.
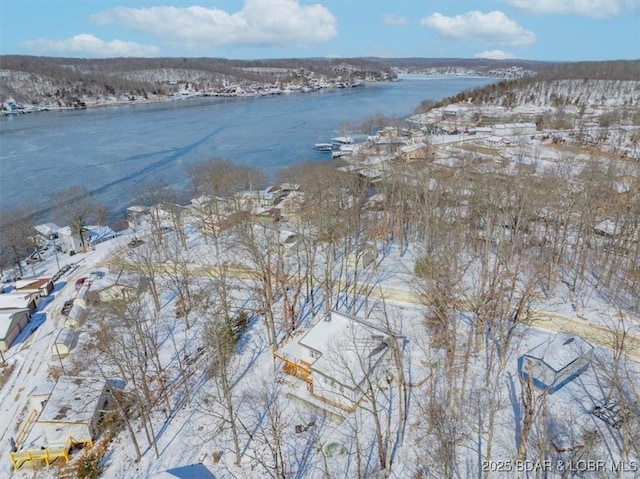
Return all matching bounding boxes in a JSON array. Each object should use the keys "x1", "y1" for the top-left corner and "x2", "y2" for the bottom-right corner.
[
  {"x1": 38, "y1": 376, "x2": 107, "y2": 425},
  {"x1": 279, "y1": 311, "x2": 392, "y2": 387},
  {"x1": 524, "y1": 332, "x2": 593, "y2": 372}
]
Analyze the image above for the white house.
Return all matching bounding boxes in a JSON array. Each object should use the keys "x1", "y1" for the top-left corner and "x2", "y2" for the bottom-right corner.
[
  {"x1": 126, "y1": 205, "x2": 150, "y2": 231},
  {"x1": 56, "y1": 226, "x2": 83, "y2": 254},
  {"x1": 274, "y1": 311, "x2": 396, "y2": 411},
  {"x1": 518, "y1": 333, "x2": 593, "y2": 394}
]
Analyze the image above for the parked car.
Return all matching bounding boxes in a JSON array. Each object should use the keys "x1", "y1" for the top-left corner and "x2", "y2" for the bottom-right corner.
[
  {"x1": 128, "y1": 238, "x2": 144, "y2": 248},
  {"x1": 75, "y1": 277, "x2": 87, "y2": 291},
  {"x1": 25, "y1": 253, "x2": 42, "y2": 265},
  {"x1": 61, "y1": 300, "x2": 74, "y2": 316}
]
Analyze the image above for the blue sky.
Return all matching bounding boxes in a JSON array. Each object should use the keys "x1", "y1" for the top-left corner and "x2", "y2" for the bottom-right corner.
[{"x1": 0, "y1": 0, "x2": 638, "y2": 61}]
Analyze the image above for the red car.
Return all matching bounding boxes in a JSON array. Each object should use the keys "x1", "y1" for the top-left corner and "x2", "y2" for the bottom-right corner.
[{"x1": 75, "y1": 277, "x2": 87, "y2": 291}]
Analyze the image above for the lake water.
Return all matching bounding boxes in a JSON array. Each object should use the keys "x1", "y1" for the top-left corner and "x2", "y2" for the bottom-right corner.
[{"x1": 0, "y1": 76, "x2": 493, "y2": 219}]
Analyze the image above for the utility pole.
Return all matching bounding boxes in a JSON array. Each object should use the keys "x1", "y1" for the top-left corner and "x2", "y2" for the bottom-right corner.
[{"x1": 52, "y1": 236, "x2": 60, "y2": 271}]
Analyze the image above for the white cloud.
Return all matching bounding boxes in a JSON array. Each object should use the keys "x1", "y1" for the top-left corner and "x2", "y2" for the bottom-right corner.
[
  {"x1": 474, "y1": 49, "x2": 517, "y2": 60},
  {"x1": 382, "y1": 13, "x2": 408, "y2": 26},
  {"x1": 90, "y1": 0, "x2": 337, "y2": 50},
  {"x1": 19, "y1": 34, "x2": 160, "y2": 57},
  {"x1": 420, "y1": 10, "x2": 536, "y2": 46},
  {"x1": 506, "y1": 0, "x2": 623, "y2": 19}
]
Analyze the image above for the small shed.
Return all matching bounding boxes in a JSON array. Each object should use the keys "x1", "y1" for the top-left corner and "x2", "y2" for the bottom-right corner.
[
  {"x1": 52, "y1": 328, "x2": 76, "y2": 359},
  {"x1": 14, "y1": 278, "x2": 54, "y2": 297},
  {"x1": 0, "y1": 310, "x2": 30, "y2": 352},
  {"x1": 518, "y1": 333, "x2": 593, "y2": 394},
  {"x1": 93, "y1": 283, "x2": 138, "y2": 303}
]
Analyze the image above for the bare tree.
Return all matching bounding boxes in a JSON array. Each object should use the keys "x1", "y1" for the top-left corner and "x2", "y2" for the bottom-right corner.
[
  {"x1": 0, "y1": 207, "x2": 40, "y2": 277},
  {"x1": 50, "y1": 185, "x2": 96, "y2": 252}
]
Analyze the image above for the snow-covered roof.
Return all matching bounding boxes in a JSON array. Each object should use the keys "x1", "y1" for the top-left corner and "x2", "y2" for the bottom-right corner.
[
  {"x1": 86, "y1": 225, "x2": 116, "y2": 243},
  {"x1": 280, "y1": 311, "x2": 392, "y2": 388},
  {"x1": 523, "y1": 333, "x2": 593, "y2": 372},
  {"x1": 594, "y1": 219, "x2": 619, "y2": 236},
  {"x1": 0, "y1": 292, "x2": 35, "y2": 310},
  {"x1": 484, "y1": 135, "x2": 511, "y2": 144},
  {"x1": 37, "y1": 376, "x2": 106, "y2": 425},
  {"x1": 127, "y1": 205, "x2": 149, "y2": 213},
  {"x1": 56, "y1": 225, "x2": 75, "y2": 237},
  {"x1": 14, "y1": 278, "x2": 52, "y2": 291},
  {"x1": 34, "y1": 223, "x2": 60, "y2": 237}
]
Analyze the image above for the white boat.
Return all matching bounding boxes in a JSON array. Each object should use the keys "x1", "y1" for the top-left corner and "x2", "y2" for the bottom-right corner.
[{"x1": 314, "y1": 142, "x2": 334, "y2": 152}]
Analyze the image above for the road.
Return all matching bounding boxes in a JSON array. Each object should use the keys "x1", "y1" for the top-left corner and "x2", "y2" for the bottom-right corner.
[
  {"x1": 364, "y1": 283, "x2": 640, "y2": 360},
  {"x1": 146, "y1": 258, "x2": 640, "y2": 360},
  {"x1": 0, "y1": 261, "x2": 89, "y2": 472}
]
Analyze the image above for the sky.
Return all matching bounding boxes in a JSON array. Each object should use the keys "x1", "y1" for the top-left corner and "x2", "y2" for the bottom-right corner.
[{"x1": 0, "y1": 0, "x2": 638, "y2": 62}]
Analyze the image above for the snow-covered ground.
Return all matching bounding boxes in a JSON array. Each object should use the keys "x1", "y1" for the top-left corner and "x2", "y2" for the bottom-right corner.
[{"x1": 1, "y1": 204, "x2": 638, "y2": 478}]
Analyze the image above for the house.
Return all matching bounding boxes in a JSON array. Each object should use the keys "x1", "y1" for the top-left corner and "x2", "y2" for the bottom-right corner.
[
  {"x1": 518, "y1": 333, "x2": 593, "y2": 394},
  {"x1": 126, "y1": 205, "x2": 150, "y2": 230},
  {"x1": 470, "y1": 126, "x2": 493, "y2": 135},
  {"x1": 34, "y1": 223, "x2": 61, "y2": 240},
  {"x1": 13, "y1": 278, "x2": 54, "y2": 298},
  {"x1": 277, "y1": 191, "x2": 305, "y2": 223},
  {"x1": 0, "y1": 292, "x2": 37, "y2": 314},
  {"x1": 442, "y1": 105, "x2": 466, "y2": 118},
  {"x1": 91, "y1": 277, "x2": 149, "y2": 305},
  {"x1": 233, "y1": 189, "x2": 276, "y2": 209},
  {"x1": 484, "y1": 135, "x2": 512, "y2": 146},
  {"x1": 0, "y1": 309, "x2": 30, "y2": 352},
  {"x1": 56, "y1": 226, "x2": 84, "y2": 254},
  {"x1": 85, "y1": 225, "x2": 117, "y2": 247},
  {"x1": 10, "y1": 376, "x2": 110, "y2": 470},
  {"x1": 274, "y1": 311, "x2": 395, "y2": 411},
  {"x1": 399, "y1": 142, "x2": 429, "y2": 162}
]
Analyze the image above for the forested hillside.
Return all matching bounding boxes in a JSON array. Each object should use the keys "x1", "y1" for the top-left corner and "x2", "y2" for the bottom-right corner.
[{"x1": 0, "y1": 56, "x2": 396, "y2": 108}]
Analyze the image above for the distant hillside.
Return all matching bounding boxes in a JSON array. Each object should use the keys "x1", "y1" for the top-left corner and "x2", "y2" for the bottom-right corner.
[
  {"x1": 428, "y1": 59, "x2": 640, "y2": 110},
  {"x1": 416, "y1": 60, "x2": 640, "y2": 126},
  {"x1": 0, "y1": 56, "x2": 396, "y2": 108},
  {"x1": 377, "y1": 57, "x2": 549, "y2": 72}
]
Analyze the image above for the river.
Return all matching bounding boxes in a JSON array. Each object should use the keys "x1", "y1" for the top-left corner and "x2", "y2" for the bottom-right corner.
[{"x1": 0, "y1": 76, "x2": 493, "y2": 219}]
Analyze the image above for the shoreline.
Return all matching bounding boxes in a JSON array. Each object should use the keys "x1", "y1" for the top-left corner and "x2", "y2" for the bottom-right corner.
[
  {"x1": 1, "y1": 74, "x2": 499, "y2": 118},
  {"x1": 1, "y1": 81, "x2": 378, "y2": 118}
]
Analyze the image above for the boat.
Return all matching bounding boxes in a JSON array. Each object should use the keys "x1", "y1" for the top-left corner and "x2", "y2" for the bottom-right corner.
[{"x1": 314, "y1": 142, "x2": 334, "y2": 152}]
